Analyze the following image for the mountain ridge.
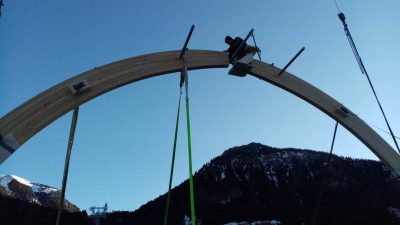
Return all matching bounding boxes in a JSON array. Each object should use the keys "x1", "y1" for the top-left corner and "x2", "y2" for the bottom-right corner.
[
  {"x1": 1, "y1": 143, "x2": 400, "y2": 225},
  {"x1": 105, "y1": 142, "x2": 400, "y2": 225},
  {"x1": 0, "y1": 174, "x2": 79, "y2": 212}
]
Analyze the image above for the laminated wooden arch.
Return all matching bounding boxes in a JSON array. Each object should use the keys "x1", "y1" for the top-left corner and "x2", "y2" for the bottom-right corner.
[{"x1": 0, "y1": 50, "x2": 399, "y2": 174}]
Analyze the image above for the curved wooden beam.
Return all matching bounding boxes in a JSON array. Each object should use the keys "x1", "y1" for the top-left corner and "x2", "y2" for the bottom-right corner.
[
  {"x1": 1, "y1": 50, "x2": 399, "y2": 175},
  {"x1": 249, "y1": 61, "x2": 400, "y2": 174},
  {"x1": 0, "y1": 50, "x2": 228, "y2": 162}
]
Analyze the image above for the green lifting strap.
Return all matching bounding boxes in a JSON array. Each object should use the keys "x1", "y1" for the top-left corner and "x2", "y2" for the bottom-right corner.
[
  {"x1": 185, "y1": 95, "x2": 196, "y2": 225},
  {"x1": 183, "y1": 56, "x2": 196, "y2": 225},
  {"x1": 163, "y1": 87, "x2": 183, "y2": 225},
  {"x1": 164, "y1": 52, "x2": 197, "y2": 225}
]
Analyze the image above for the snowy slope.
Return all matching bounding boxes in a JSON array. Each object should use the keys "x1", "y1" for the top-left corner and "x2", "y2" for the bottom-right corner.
[
  {"x1": 127, "y1": 142, "x2": 400, "y2": 225},
  {"x1": 0, "y1": 174, "x2": 79, "y2": 212}
]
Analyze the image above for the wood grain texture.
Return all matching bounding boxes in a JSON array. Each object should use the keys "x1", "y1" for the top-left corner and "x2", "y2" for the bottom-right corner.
[
  {"x1": 1, "y1": 50, "x2": 399, "y2": 175},
  {"x1": 0, "y1": 50, "x2": 228, "y2": 162}
]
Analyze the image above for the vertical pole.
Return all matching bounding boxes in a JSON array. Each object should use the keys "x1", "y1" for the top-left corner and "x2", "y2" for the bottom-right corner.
[
  {"x1": 55, "y1": 104, "x2": 80, "y2": 225},
  {"x1": 163, "y1": 88, "x2": 182, "y2": 225},
  {"x1": 312, "y1": 121, "x2": 338, "y2": 225},
  {"x1": 229, "y1": 28, "x2": 254, "y2": 63}
]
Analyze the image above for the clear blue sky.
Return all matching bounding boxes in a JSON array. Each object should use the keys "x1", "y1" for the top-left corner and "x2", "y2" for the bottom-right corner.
[{"x1": 1, "y1": 0, "x2": 399, "y2": 212}]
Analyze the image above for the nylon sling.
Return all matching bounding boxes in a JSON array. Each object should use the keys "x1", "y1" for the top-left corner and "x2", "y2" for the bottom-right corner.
[
  {"x1": 183, "y1": 56, "x2": 197, "y2": 225},
  {"x1": 163, "y1": 57, "x2": 196, "y2": 225}
]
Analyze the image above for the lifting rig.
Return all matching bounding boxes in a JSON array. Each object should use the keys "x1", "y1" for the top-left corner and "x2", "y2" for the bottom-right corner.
[{"x1": 228, "y1": 29, "x2": 305, "y2": 77}]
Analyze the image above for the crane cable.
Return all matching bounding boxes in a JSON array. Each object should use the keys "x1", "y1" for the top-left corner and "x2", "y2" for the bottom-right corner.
[{"x1": 333, "y1": 0, "x2": 400, "y2": 154}]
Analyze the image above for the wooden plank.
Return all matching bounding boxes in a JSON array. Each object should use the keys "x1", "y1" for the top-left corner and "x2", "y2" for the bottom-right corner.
[{"x1": 1, "y1": 50, "x2": 399, "y2": 176}]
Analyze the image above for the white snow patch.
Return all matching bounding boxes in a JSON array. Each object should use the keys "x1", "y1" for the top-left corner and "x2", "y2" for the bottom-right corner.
[
  {"x1": 183, "y1": 215, "x2": 190, "y2": 225},
  {"x1": 224, "y1": 220, "x2": 281, "y2": 225},
  {"x1": 265, "y1": 167, "x2": 279, "y2": 187},
  {"x1": 11, "y1": 175, "x2": 32, "y2": 187},
  {"x1": 221, "y1": 171, "x2": 226, "y2": 180},
  {"x1": 388, "y1": 207, "x2": 400, "y2": 218},
  {"x1": 32, "y1": 183, "x2": 58, "y2": 194},
  {"x1": 0, "y1": 174, "x2": 12, "y2": 192},
  {"x1": 231, "y1": 160, "x2": 242, "y2": 181},
  {"x1": 245, "y1": 172, "x2": 250, "y2": 180}
]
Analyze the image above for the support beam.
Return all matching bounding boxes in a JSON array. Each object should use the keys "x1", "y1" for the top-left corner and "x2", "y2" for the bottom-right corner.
[{"x1": 0, "y1": 50, "x2": 399, "y2": 175}]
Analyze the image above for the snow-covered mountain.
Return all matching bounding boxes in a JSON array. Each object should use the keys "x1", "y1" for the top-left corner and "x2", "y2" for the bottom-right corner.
[
  {"x1": 0, "y1": 174, "x2": 79, "y2": 212},
  {"x1": 118, "y1": 142, "x2": 400, "y2": 225},
  {"x1": 2, "y1": 143, "x2": 400, "y2": 225}
]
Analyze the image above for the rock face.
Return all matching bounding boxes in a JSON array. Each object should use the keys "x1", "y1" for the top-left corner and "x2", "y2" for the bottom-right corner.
[
  {"x1": 0, "y1": 174, "x2": 79, "y2": 212},
  {"x1": 104, "y1": 143, "x2": 400, "y2": 225}
]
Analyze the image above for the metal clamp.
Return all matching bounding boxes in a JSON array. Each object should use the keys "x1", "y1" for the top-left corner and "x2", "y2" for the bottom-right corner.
[{"x1": 68, "y1": 79, "x2": 90, "y2": 96}]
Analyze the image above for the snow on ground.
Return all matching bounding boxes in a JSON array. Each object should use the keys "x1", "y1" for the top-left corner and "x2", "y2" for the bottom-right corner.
[
  {"x1": 0, "y1": 174, "x2": 13, "y2": 192},
  {"x1": 0, "y1": 174, "x2": 58, "y2": 195},
  {"x1": 221, "y1": 171, "x2": 226, "y2": 180},
  {"x1": 224, "y1": 220, "x2": 281, "y2": 225},
  {"x1": 11, "y1": 174, "x2": 32, "y2": 187},
  {"x1": 32, "y1": 183, "x2": 58, "y2": 194},
  {"x1": 388, "y1": 207, "x2": 400, "y2": 218}
]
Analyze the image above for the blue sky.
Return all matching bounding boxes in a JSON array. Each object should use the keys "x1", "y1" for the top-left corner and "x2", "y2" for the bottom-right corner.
[{"x1": 1, "y1": 0, "x2": 399, "y2": 211}]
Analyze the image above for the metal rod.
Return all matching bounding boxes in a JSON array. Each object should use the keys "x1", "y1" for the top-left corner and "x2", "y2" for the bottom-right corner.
[
  {"x1": 229, "y1": 28, "x2": 254, "y2": 63},
  {"x1": 55, "y1": 105, "x2": 80, "y2": 225},
  {"x1": 278, "y1": 47, "x2": 305, "y2": 76},
  {"x1": 179, "y1": 25, "x2": 195, "y2": 59},
  {"x1": 312, "y1": 121, "x2": 339, "y2": 225},
  {"x1": 251, "y1": 34, "x2": 262, "y2": 60}
]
